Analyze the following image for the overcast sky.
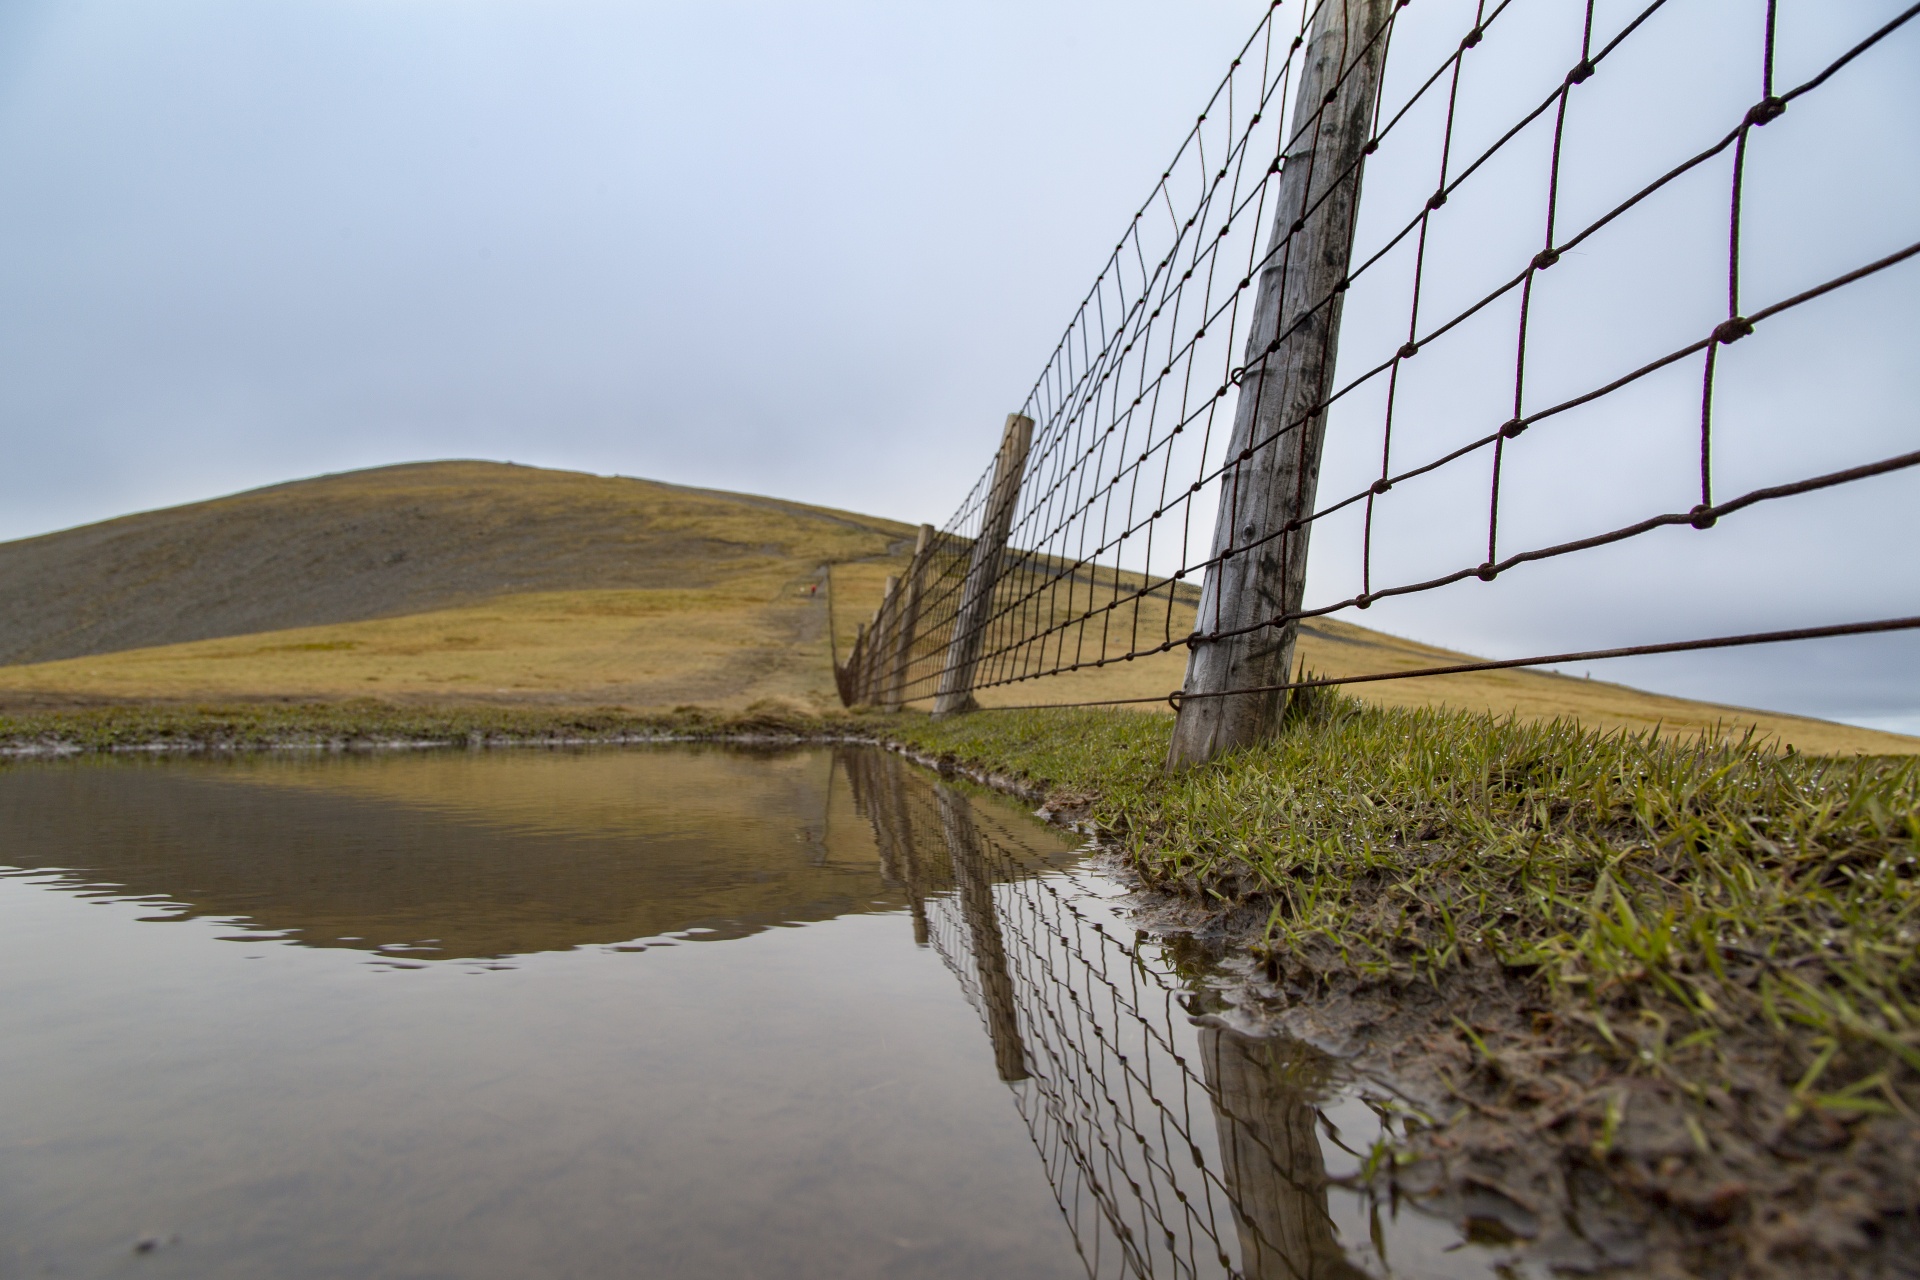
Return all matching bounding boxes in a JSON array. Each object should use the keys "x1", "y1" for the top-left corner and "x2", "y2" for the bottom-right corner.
[{"x1": 1, "y1": 0, "x2": 1914, "y2": 732}]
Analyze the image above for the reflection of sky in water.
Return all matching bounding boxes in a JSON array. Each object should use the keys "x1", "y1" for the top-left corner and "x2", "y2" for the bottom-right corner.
[{"x1": 0, "y1": 747, "x2": 1496, "y2": 1277}]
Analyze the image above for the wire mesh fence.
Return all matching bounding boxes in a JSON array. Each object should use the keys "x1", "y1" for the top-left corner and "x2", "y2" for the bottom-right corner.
[
  {"x1": 835, "y1": 0, "x2": 1919, "y2": 747},
  {"x1": 844, "y1": 747, "x2": 1428, "y2": 1279}
]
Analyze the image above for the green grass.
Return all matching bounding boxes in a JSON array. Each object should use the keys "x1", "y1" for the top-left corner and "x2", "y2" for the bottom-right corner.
[{"x1": 884, "y1": 691, "x2": 1920, "y2": 1116}]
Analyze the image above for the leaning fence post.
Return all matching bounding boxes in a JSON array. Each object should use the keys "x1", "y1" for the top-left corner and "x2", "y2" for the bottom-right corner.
[
  {"x1": 882, "y1": 524, "x2": 934, "y2": 711},
  {"x1": 1166, "y1": 0, "x2": 1390, "y2": 770},
  {"x1": 934, "y1": 415, "x2": 1035, "y2": 716}
]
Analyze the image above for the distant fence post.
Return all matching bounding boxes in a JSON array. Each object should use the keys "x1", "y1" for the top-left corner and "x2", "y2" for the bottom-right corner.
[
  {"x1": 846, "y1": 620, "x2": 868, "y2": 705},
  {"x1": 934, "y1": 414, "x2": 1035, "y2": 716},
  {"x1": 1166, "y1": 0, "x2": 1390, "y2": 770},
  {"x1": 857, "y1": 576, "x2": 899, "y2": 705},
  {"x1": 881, "y1": 524, "x2": 934, "y2": 711}
]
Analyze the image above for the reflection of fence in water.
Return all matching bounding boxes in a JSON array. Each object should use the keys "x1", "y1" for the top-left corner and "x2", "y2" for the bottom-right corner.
[{"x1": 845, "y1": 748, "x2": 1377, "y2": 1280}]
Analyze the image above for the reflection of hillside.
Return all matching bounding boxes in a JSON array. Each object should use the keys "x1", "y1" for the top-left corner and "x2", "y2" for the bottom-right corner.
[
  {"x1": 226, "y1": 747, "x2": 852, "y2": 843},
  {"x1": 0, "y1": 748, "x2": 1076, "y2": 961}
]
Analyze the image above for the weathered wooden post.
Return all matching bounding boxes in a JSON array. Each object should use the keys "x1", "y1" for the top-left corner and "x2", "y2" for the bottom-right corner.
[
  {"x1": 1167, "y1": 0, "x2": 1390, "y2": 770},
  {"x1": 881, "y1": 524, "x2": 934, "y2": 711},
  {"x1": 935, "y1": 414, "x2": 1035, "y2": 716}
]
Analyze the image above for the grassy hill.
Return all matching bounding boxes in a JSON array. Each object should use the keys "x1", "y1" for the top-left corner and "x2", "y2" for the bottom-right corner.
[
  {"x1": 0, "y1": 461, "x2": 910, "y2": 711},
  {"x1": 1, "y1": 460, "x2": 1912, "y2": 754}
]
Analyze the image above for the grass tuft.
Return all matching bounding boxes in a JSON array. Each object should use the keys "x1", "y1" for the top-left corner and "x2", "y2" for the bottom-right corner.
[{"x1": 882, "y1": 695, "x2": 1920, "y2": 1109}]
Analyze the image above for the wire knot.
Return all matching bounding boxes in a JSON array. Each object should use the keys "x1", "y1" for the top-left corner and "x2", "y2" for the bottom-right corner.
[
  {"x1": 1370, "y1": 478, "x2": 1392, "y2": 495},
  {"x1": 1476, "y1": 562, "x2": 1499, "y2": 582},
  {"x1": 1355, "y1": 593, "x2": 1373, "y2": 609},
  {"x1": 1461, "y1": 26, "x2": 1484, "y2": 50},
  {"x1": 1426, "y1": 189, "x2": 1449, "y2": 211},
  {"x1": 1398, "y1": 341, "x2": 1419, "y2": 359},
  {"x1": 1502, "y1": 418, "x2": 1528, "y2": 439},
  {"x1": 1689, "y1": 504, "x2": 1718, "y2": 530},
  {"x1": 1567, "y1": 59, "x2": 1595, "y2": 85},
  {"x1": 1532, "y1": 248, "x2": 1561, "y2": 270},
  {"x1": 1745, "y1": 96, "x2": 1786, "y2": 128},
  {"x1": 1712, "y1": 316, "x2": 1754, "y2": 345}
]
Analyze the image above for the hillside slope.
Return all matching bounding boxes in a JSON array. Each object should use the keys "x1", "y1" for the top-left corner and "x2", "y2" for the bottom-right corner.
[
  {"x1": 1, "y1": 461, "x2": 1911, "y2": 753},
  {"x1": 0, "y1": 461, "x2": 912, "y2": 665}
]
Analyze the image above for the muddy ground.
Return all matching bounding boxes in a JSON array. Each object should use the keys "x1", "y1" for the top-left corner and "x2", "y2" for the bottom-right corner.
[{"x1": 916, "y1": 748, "x2": 1920, "y2": 1280}]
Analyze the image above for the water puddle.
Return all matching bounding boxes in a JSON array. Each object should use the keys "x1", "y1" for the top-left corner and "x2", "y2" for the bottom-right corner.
[{"x1": 0, "y1": 746, "x2": 1505, "y2": 1278}]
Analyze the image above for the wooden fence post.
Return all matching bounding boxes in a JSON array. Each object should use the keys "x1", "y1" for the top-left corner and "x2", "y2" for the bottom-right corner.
[
  {"x1": 1166, "y1": 0, "x2": 1390, "y2": 770},
  {"x1": 934, "y1": 414, "x2": 1035, "y2": 716},
  {"x1": 882, "y1": 524, "x2": 934, "y2": 711}
]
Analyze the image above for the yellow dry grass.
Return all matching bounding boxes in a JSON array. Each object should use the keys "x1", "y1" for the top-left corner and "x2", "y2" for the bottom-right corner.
[
  {"x1": 961, "y1": 620, "x2": 1919, "y2": 755},
  {"x1": 0, "y1": 587, "x2": 841, "y2": 711},
  {"x1": 873, "y1": 571, "x2": 1918, "y2": 756}
]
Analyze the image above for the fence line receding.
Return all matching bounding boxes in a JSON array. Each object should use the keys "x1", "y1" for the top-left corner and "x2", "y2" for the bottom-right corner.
[{"x1": 834, "y1": 0, "x2": 1920, "y2": 766}]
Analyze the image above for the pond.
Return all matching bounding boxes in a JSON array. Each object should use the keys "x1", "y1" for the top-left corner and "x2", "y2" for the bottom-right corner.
[{"x1": 0, "y1": 745, "x2": 1498, "y2": 1279}]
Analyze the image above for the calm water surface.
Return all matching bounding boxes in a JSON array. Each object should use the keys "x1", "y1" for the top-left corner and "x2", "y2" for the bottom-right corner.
[{"x1": 0, "y1": 746, "x2": 1496, "y2": 1279}]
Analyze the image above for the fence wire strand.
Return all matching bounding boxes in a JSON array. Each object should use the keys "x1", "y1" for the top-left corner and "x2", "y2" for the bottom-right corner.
[{"x1": 837, "y1": 0, "x2": 1918, "y2": 714}]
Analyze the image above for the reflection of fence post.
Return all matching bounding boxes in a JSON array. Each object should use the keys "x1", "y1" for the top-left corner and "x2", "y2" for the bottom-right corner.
[
  {"x1": 1199, "y1": 1026, "x2": 1370, "y2": 1280},
  {"x1": 935, "y1": 414, "x2": 1035, "y2": 716},
  {"x1": 844, "y1": 749, "x2": 929, "y2": 944},
  {"x1": 845, "y1": 750, "x2": 897, "y2": 882},
  {"x1": 1167, "y1": 0, "x2": 1390, "y2": 770},
  {"x1": 936, "y1": 783, "x2": 1029, "y2": 1081},
  {"x1": 886, "y1": 758, "x2": 930, "y2": 945},
  {"x1": 882, "y1": 524, "x2": 933, "y2": 712}
]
